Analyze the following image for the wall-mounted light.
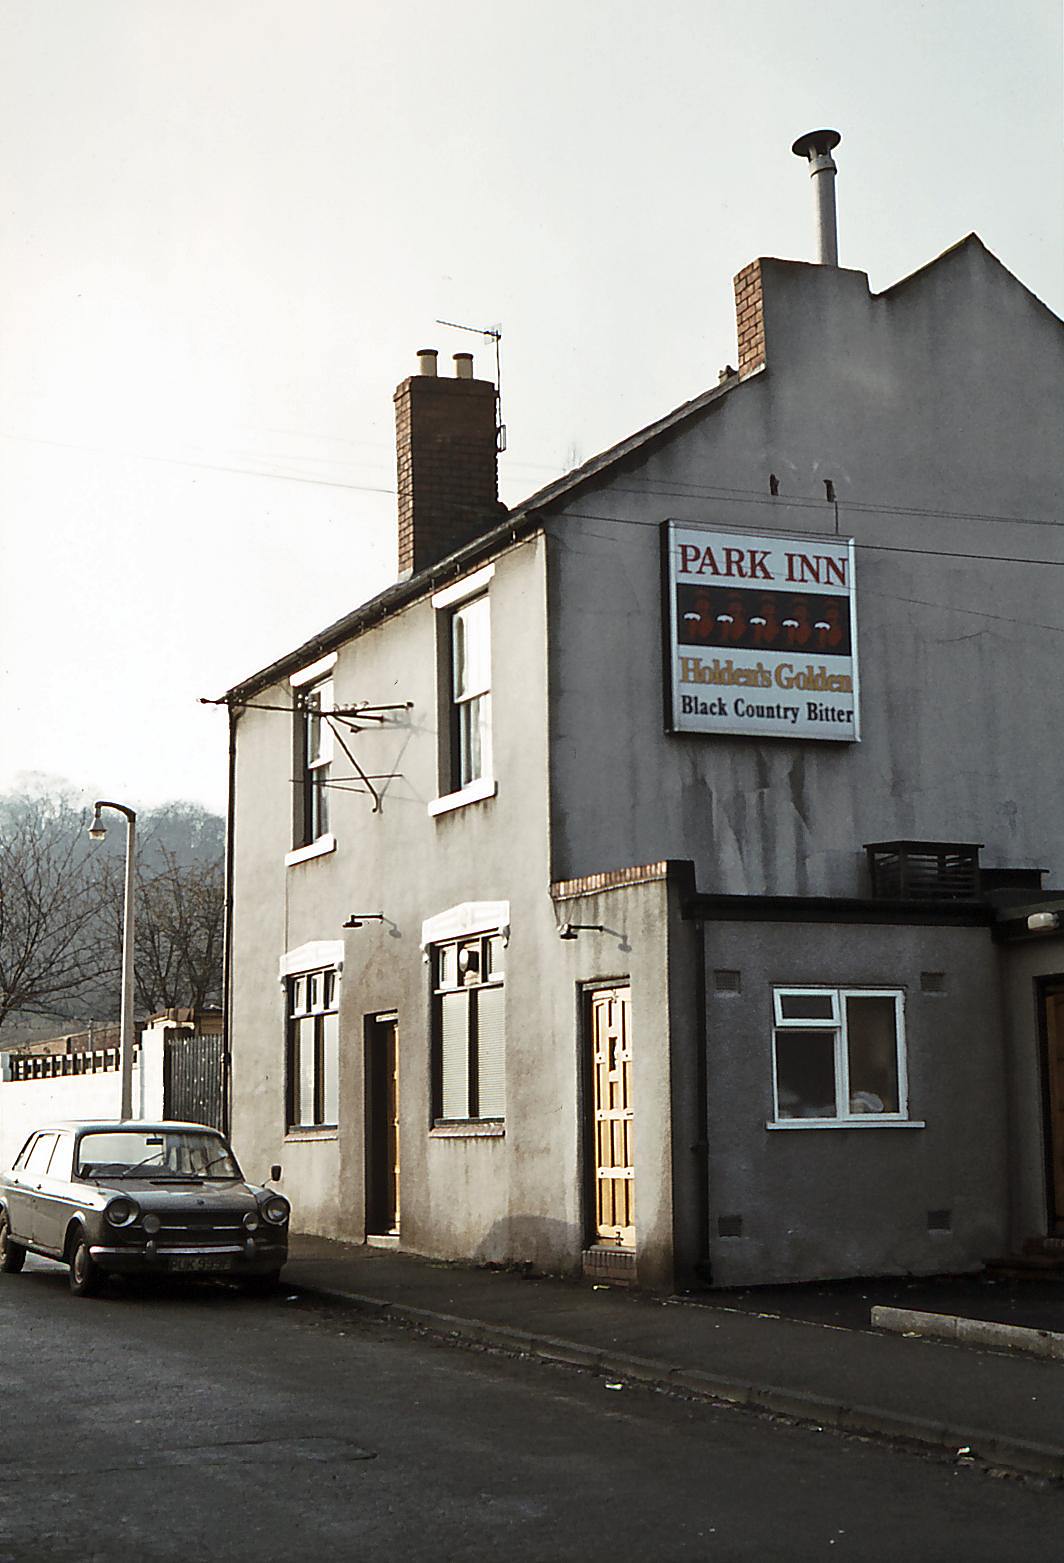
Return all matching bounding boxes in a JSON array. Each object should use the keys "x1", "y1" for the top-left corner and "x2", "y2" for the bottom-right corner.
[
  {"x1": 558, "y1": 922, "x2": 605, "y2": 941},
  {"x1": 343, "y1": 913, "x2": 386, "y2": 929},
  {"x1": 1027, "y1": 911, "x2": 1061, "y2": 934}
]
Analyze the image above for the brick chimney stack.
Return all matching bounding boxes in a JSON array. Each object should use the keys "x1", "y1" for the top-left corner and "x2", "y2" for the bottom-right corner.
[{"x1": 394, "y1": 350, "x2": 503, "y2": 578}]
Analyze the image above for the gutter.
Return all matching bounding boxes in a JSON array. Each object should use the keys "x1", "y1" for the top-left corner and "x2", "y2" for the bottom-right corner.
[
  {"x1": 219, "y1": 372, "x2": 742, "y2": 705},
  {"x1": 685, "y1": 893, "x2": 993, "y2": 928}
]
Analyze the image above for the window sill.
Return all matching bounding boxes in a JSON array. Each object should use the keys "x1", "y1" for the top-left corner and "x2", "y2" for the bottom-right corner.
[
  {"x1": 284, "y1": 1128, "x2": 339, "y2": 1143},
  {"x1": 430, "y1": 1120, "x2": 505, "y2": 1139},
  {"x1": 766, "y1": 1118, "x2": 926, "y2": 1131},
  {"x1": 427, "y1": 778, "x2": 497, "y2": 818},
  {"x1": 285, "y1": 834, "x2": 336, "y2": 867}
]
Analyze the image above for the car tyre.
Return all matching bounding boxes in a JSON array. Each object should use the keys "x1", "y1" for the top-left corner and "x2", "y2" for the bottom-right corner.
[
  {"x1": 69, "y1": 1235, "x2": 101, "y2": 1297},
  {"x1": 0, "y1": 1213, "x2": 26, "y2": 1274}
]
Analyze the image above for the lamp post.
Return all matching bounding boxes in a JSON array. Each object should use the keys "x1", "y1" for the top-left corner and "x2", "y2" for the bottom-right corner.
[{"x1": 88, "y1": 800, "x2": 137, "y2": 1120}]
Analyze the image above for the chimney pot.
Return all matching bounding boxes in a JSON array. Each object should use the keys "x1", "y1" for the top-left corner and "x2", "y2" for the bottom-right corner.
[
  {"x1": 417, "y1": 348, "x2": 439, "y2": 376},
  {"x1": 453, "y1": 352, "x2": 474, "y2": 380}
]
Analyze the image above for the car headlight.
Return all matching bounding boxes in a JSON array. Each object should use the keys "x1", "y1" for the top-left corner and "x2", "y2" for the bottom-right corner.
[
  {"x1": 105, "y1": 1198, "x2": 140, "y2": 1228},
  {"x1": 142, "y1": 1214, "x2": 161, "y2": 1235},
  {"x1": 261, "y1": 1196, "x2": 289, "y2": 1226},
  {"x1": 243, "y1": 1211, "x2": 260, "y2": 1232}
]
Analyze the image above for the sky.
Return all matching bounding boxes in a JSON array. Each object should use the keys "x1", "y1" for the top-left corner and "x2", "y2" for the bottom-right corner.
[{"x1": 1, "y1": 0, "x2": 1061, "y2": 815}]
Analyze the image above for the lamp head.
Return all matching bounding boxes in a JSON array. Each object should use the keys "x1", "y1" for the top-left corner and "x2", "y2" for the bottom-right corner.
[{"x1": 88, "y1": 806, "x2": 106, "y2": 842}]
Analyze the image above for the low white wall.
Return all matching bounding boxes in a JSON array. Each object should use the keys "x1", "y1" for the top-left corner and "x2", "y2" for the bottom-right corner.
[{"x1": 0, "y1": 1028, "x2": 166, "y2": 1169}]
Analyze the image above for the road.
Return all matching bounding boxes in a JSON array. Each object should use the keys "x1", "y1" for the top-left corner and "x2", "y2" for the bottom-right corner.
[{"x1": 0, "y1": 1256, "x2": 1060, "y2": 1562}]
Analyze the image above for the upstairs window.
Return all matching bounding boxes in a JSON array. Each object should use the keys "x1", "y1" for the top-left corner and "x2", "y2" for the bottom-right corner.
[
  {"x1": 432, "y1": 932, "x2": 505, "y2": 1123},
  {"x1": 451, "y1": 595, "x2": 491, "y2": 790},
  {"x1": 298, "y1": 678, "x2": 333, "y2": 846},
  {"x1": 771, "y1": 987, "x2": 908, "y2": 1125}
]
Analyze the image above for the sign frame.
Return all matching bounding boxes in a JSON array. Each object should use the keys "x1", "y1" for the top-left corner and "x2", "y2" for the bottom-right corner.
[{"x1": 662, "y1": 519, "x2": 861, "y2": 743}]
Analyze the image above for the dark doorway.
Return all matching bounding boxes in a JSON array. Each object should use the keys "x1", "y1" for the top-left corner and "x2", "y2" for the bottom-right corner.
[
  {"x1": 365, "y1": 1015, "x2": 400, "y2": 1237},
  {"x1": 1039, "y1": 978, "x2": 1064, "y2": 1232}
]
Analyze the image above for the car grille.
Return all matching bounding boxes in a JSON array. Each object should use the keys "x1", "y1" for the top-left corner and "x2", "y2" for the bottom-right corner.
[{"x1": 155, "y1": 1213, "x2": 246, "y2": 1248}]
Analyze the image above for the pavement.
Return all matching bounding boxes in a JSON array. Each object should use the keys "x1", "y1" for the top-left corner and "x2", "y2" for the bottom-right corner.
[{"x1": 284, "y1": 1235, "x2": 1064, "y2": 1482}]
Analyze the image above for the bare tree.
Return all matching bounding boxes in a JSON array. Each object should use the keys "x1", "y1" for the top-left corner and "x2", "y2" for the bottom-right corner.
[
  {"x1": 125, "y1": 850, "x2": 225, "y2": 1013},
  {"x1": 0, "y1": 794, "x2": 107, "y2": 1033}
]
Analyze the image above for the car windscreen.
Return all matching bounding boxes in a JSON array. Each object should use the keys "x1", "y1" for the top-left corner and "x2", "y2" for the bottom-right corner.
[{"x1": 76, "y1": 1130, "x2": 242, "y2": 1181}]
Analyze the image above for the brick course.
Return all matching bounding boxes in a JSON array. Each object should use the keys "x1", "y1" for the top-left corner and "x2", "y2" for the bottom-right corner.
[{"x1": 733, "y1": 260, "x2": 766, "y2": 378}]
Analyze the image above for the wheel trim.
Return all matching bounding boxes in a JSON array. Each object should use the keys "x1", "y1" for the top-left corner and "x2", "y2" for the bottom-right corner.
[{"x1": 74, "y1": 1244, "x2": 89, "y2": 1283}]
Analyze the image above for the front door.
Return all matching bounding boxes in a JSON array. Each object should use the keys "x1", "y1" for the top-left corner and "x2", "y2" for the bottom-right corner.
[
  {"x1": 589, "y1": 986, "x2": 634, "y2": 1249},
  {"x1": 365, "y1": 1016, "x2": 400, "y2": 1237},
  {"x1": 1041, "y1": 980, "x2": 1064, "y2": 1232}
]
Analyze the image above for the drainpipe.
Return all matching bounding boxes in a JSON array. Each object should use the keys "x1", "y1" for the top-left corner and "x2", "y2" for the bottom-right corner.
[{"x1": 221, "y1": 704, "x2": 238, "y2": 1139}]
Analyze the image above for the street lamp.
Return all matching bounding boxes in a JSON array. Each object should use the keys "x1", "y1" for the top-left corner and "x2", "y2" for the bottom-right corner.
[{"x1": 88, "y1": 800, "x2": 137, "y2": 1120}]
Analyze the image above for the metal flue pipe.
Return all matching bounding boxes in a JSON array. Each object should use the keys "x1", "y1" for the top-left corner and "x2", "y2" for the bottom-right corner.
[{"x1": 791, "y1": 129, "x2": 842, "y2": 266}]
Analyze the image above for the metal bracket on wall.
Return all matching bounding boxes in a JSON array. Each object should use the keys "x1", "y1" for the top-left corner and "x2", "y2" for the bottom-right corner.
[{"x1": 200, "y1": 695, "x2": 413, "y2": 814}]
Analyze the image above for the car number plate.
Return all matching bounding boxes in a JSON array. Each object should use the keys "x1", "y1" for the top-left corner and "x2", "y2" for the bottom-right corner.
[{"x1": 169, "y1": 1255, "x2": 232, "y2": 1273}]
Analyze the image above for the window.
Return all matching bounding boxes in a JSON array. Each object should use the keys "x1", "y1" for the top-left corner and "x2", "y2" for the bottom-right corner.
[
  {"x1": 24, "y1": 1133, "x2": 58, "y2": 1174},
  {"x1": 771, "y1": 987, "x2": 908, "y2": 1125},
  {"x1": 432, "y1": 932, "x2": 505, "y2": 1122},
  {"x1": 286, "y1": 967, "x2": 340, "y2": 1130},
  {"x1": 430, "y1": 566, "x2": 497, "y2": 815},
  {"x1": 451, "y1": 595, "x2": 491, "y2": 790},
  {"x1": 296, "y1": 679, "x2": 333, "y2": 846}
]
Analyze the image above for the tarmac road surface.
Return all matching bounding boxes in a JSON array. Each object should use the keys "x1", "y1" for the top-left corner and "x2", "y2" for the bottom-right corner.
[{"x1": 0, "y1": 1256, "x2": 1060, "y2": 1562}]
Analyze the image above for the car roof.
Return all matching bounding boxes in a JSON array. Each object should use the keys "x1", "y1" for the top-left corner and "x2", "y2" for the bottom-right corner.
[{"x1": 27, "y1": 1121, "x2": 226, "y2": 1135}]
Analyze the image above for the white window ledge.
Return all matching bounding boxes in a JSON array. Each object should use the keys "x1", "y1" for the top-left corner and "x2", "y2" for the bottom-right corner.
[
  {"x1": 285, "y1": 833, "x2": 336, "y2": 867},
  {"x1": 284, "y1": 1128, "x2": 339, "y2": 1144},
  {"x1": 430, "y1": 1120, "x2": 505, "y2": 1139},
  {"x1": 766, "y1": 1118, "x2": 926, "y2": 1131},
  {"x1": 427, "y1": 777, "x2": 497, "y2": 817}
]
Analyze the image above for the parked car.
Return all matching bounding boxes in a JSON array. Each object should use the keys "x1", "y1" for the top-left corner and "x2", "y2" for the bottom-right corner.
[{"x1": 0, "y1": 1121, "x2": 290, "y2": 1296}]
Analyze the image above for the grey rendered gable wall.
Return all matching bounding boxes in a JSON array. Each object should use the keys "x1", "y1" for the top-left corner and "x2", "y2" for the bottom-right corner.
[{"x1": 544, "y1": 246, "x2": 1064, "y2": 896}]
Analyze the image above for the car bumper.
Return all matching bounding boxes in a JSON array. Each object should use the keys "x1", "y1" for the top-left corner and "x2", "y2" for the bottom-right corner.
[{"x1": 88, "y1": 1241, "x2": 287, "y2": 1276}]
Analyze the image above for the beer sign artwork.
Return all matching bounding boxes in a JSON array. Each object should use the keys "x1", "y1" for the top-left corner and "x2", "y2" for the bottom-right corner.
[{"x1": 665, "y1": 522, "x2": 860, "y2": 741}]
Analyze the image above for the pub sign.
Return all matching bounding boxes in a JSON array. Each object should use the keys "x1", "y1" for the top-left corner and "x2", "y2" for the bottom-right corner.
[{"x1": 664, "y1": 521, "x2": 860, "y2": 741}]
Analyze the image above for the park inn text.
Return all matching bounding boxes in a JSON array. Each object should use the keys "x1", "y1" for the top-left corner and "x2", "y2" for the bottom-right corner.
[{"x1": 676, "y1": 543, "x2": 848, "y2": 588}]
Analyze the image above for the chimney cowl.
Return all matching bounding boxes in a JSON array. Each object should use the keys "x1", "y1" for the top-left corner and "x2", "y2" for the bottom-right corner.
[
  {"x1": 417, "y1": 348, "x2": 439, "y2": 376},
  {"x1": 453, "y1": 352, "x2": 474, "y2": 380}
]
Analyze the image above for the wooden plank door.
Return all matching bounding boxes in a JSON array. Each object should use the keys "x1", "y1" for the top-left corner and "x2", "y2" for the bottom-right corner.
[
  {"x1": 1044, "y1": 984, "x2": 1064, "y2": 1232},
  {"x1": 590, "y1": 987, "x2": 634, "y2": 1248}
]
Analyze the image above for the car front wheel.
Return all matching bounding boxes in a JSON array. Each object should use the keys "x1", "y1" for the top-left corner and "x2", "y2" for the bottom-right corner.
[
  {"x1": 69, "y1": 1236, "x2": 100, "y2": 1297},
  {"x1": 0, "y1": 1213, "x2": 26, "y2": 1274}
]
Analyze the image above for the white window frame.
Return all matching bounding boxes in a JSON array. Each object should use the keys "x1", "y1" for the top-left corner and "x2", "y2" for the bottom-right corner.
[
  {"x1": 430, "y1": 566, "x2": 496, "y2": 816},
  {"x1": 305, "y1": 677, "x2": 334, "y2": 840},
  {"x1": 431, "y1": 931, "x2": 506, "y2": 1126},
  {"x1": 285, "y1": 963, "x2": 341, "y2": 1133},
  {"x1": 768, "y1": 986, "x2": 922, "y2": 1130}
]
